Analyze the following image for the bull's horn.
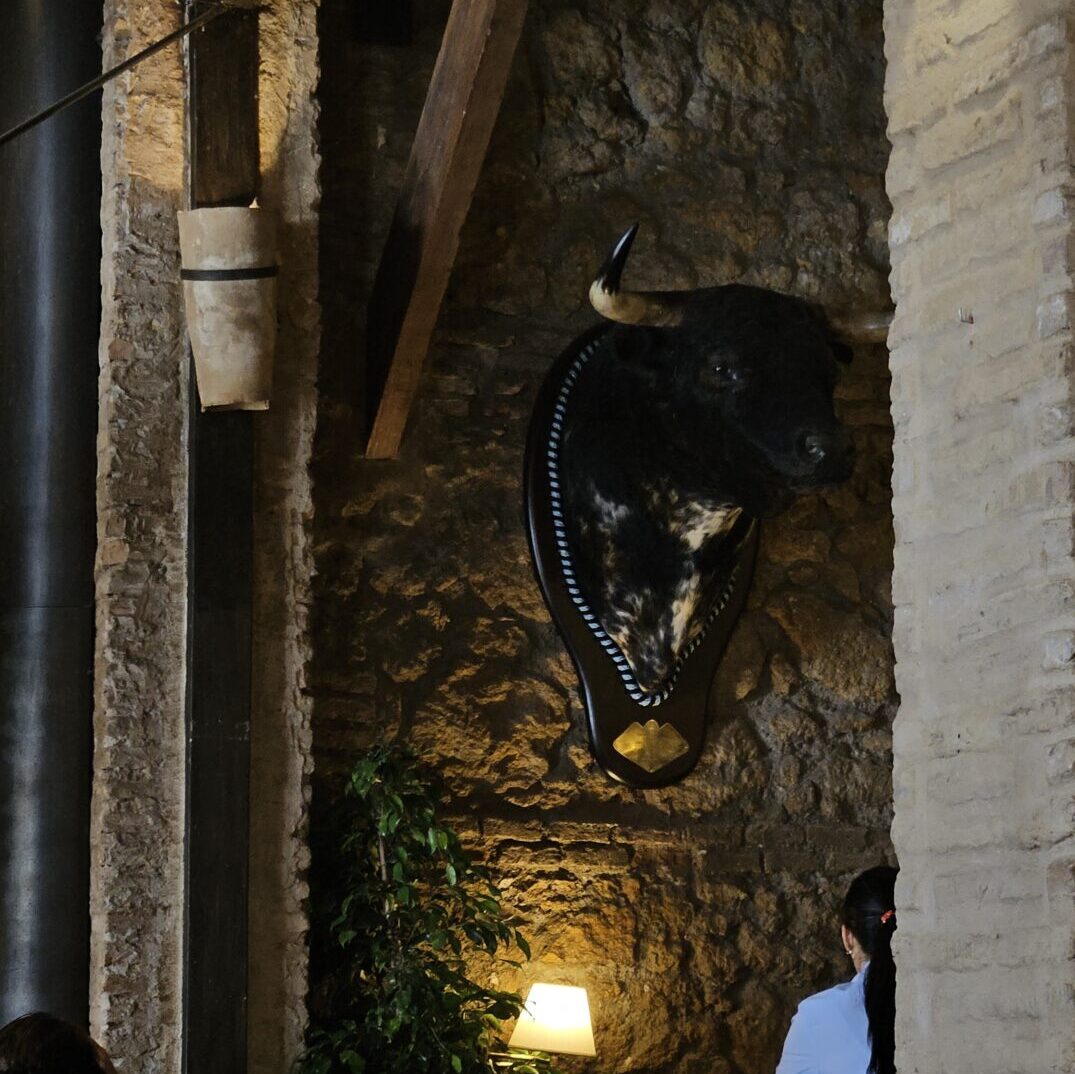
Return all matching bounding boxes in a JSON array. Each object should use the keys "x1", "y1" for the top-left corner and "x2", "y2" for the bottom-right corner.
[
  {"x1": 828, "y1": 309, "x2": 893, "y2": 344},
  {"x1": 589, "y1": 224, "x2": 685, "y2": 328}
]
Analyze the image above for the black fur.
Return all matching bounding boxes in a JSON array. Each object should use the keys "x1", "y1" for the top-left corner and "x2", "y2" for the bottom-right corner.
[{"x1": 559, "y1": 285, "x2": 853, "y2": 693}]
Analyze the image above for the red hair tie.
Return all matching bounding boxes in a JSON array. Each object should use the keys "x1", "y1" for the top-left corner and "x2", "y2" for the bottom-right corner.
[{"x1": 880, "y1": 910, "x2": 895, "y2": 926}]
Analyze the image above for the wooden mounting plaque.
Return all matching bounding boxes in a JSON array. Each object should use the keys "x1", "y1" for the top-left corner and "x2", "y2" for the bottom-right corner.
[{"x1": 523, "y1": 328, "x2": 760, "y2": 788}]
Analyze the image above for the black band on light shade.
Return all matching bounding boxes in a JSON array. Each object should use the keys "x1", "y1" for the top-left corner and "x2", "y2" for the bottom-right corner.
[{"x1": 180, "y1": 265, "x2": 278, "y2": 281}]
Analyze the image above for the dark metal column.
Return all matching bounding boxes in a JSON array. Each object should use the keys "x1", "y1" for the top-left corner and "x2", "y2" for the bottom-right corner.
[{"x1": 0, "y1": 0, "x2": 102, "y2": 1026}]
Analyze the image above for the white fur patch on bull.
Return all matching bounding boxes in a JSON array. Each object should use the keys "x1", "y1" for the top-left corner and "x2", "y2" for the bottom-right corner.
[
  {"x1": 588, "y1": 494, "x2": 742, "y2": 690},
  {"x1": 592, "y1": 489, "x2": 631, "y2": 530},
  {"x1": 666, "y1": 503, "x2": 742, "y2": 664},
  {"x1": 671, "y1": 571, "x2": 701, "y2": 652},
  {"x1": 548, "y1": 338, "x2": 754, "y2": 702},
  {"x1": 607, "y1": 589, "x2": 665, "y2": 668},
  {"x1": 669, "y1": 502, "x2": 741, "y2": 552}
]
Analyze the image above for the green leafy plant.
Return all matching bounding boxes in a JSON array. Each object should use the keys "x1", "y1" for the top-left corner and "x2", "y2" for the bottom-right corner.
[{"x1": 299, "y1": 743, "x2": 561, "y2": 1074}]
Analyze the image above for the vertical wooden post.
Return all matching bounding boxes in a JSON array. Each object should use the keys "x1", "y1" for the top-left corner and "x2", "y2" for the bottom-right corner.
[
  {"x1": 182, "y1": 6, "x2": 257, "y2": 1072},
  {"x1": 364, "y1": 0, "x2": 528, "y2": 459}
]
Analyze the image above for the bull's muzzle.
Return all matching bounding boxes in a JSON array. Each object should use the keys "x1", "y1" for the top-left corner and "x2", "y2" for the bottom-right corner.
[{"x1": 797, "y1": 428, "x2": 854, "y2": 483}]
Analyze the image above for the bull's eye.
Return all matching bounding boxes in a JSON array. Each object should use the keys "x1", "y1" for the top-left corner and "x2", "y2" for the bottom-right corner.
[{"x1": 711, "y1": 363, "x2": 743, "y2": 385}]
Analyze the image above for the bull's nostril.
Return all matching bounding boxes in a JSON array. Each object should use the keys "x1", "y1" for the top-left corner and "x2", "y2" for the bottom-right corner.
[{"x1": 800, "y1": 434, "x2": 827, "y2": 462}]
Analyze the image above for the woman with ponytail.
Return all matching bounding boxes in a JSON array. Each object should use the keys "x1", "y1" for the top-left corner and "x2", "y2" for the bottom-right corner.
[{"x1": 775, "y1": 865, "x2": 898, "y2": 1074}]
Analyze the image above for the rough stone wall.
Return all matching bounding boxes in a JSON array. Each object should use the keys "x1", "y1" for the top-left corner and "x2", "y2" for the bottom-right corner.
[
  {"x1": 94, "y1": 2, "x2": 189, "y2": 1068},
  {"x1": 313, "y1": 1, "x2": 894, "y2": 1072},
  {"x1": 248, "y1": 1, "x2": 321, "y2": 1071},
  {"x1": 94, "y1": 3, "x2": 321, "y2": 1071},
  {"x1": 885, "y1": 3, "x2": 1075, "y2": 1071}
]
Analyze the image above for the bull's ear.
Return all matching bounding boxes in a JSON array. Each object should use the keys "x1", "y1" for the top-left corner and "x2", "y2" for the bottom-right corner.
[{"x1": 831, "y1": 340, "x2": 854, "y2": 365}]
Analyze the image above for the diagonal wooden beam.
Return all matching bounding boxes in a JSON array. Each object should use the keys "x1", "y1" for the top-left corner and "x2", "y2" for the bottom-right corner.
[{"x1": 364, "y1": 0, "x2": 529, "y2": 459}]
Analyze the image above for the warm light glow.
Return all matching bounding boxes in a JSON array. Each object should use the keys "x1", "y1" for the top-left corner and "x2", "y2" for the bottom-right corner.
[{"x1": 508, "y1": 983, "x2": 597, "y2": 1057}]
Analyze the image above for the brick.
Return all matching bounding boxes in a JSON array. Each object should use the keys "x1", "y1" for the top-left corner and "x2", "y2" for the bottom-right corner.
[
  {"x1": 924, "y1": 755, "x2": 1016, "y2": 808},
  {"x1": 942, "y1": 3, "x2": 1014, "y2": 48},
  {"x1": 1038, "y1": 292, "x2": 1073, "y2": 338},
  {"x1": 884, "y1": 140, "x2": 921, "y2": 197},
  {"x1": 1043, "y1": 631, "x2": 1075, "y2": 670},
  {"x1": 1027, "y1": 15, "x2": 1068, "y2": 59},
  {"x1": 919, "y1": 92, "x2": 1022, "y2": 171},
  {"x1": 911, "y1": 255, "x2": 1037, "y2": 339},
  {"x1": 954, "y1": 34, "x2": 1033, "y2": 105},
  {"x1": 1046, "y1": 738, "x2": 1075, "y2": 786},
  {"x1": 952, "y1": 154, "x2": 1044, "y2": 215},
  {"x1": 1043, "y1": 515, "x2": 1075, "y2": 571},
  {"x1": 887, "y1": 94, "x2": 946, "y2": 138},
  {"x1": 889, "y1": 194, "x2": 951, "y2": 246},
  {"x1": 1033, "y1": 187, "x2": 1070, "y2": 226},
  {"x1": 909, "y1": 200, "x2": 1035, "y2": 285},
  {"x1": 911, "y1": 30, "x2": 950, "y2": 73},
  {"x1": 1039, "y1": 75, "x2": 1064, "y2": 113},
  {"x1": 952, "y1": 353, "x2": 1061, "y2": 416},
  {"x1": 1041, "y1": 233, "x2": 1071, "y2": 280}
]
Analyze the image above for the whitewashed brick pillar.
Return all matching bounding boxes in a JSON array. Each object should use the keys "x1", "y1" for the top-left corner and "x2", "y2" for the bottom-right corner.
[{"x1": 885, "y1": 3, "x2": 1075, "y2": 1071}]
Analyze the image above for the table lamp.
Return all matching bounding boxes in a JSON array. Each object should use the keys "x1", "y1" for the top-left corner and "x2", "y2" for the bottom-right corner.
[{"x1": 507, "y1": 982, "x2": 597, "y2": 1058}]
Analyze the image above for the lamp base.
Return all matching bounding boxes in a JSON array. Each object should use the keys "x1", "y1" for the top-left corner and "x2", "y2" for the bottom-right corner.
[{"x1": 487, "y1": 1047, "x2": 561, "y2": 1073}]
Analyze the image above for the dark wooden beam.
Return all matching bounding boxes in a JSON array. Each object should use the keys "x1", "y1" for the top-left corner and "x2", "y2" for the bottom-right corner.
[
  {"x1": 182, "y1": 6, "x2": 258, "y2": 1073},
  {"x1": 364, "y1": 0, "x2": 528, "y2": 459},
  {"x1": 187, "y1": 6, "x2": 258, "y2": 208}
]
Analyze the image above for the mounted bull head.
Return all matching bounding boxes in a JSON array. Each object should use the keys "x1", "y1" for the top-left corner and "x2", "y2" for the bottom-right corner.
[
  {"x1": 524, "y1": 224, "x2": 891, "y2": 787},
  {"x1": 584, "y1": 222, "x2": 880, "y2": 516}
]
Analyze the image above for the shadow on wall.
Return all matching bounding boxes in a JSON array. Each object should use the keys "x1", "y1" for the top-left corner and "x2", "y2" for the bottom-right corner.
[{"x1": 311, "y1": 0, "x2": 895, "y2": 1071}]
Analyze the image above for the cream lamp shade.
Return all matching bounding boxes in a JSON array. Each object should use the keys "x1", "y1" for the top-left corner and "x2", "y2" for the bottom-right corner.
[{"x1": 508, "y1": 983, "x2": 597, "y2": 1057}]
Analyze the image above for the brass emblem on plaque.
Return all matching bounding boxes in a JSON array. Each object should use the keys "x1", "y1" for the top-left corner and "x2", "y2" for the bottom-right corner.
[{"x1": 612, "y1": 719, "x2": 690, "y2": 773}]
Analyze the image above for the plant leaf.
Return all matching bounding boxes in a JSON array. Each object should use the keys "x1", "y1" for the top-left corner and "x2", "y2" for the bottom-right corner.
[
  {"x1": 296, "y1": 743, "x2": 529, "y2": 1074},
  {"x1": 340, "y1": 1050, "x2": 365, "y2": 1073}
]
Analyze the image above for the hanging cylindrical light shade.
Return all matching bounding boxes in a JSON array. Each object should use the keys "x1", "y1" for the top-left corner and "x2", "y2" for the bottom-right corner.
[{"x1": 178, "y1": 206, "x2": 278, "y2": 411}]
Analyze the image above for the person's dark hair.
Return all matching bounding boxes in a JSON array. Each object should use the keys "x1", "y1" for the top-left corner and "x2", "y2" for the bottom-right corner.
[
  {"x1": 0, "y1": 1012, "x2": 116, "y2": 1074},
  {"x1": 842, "y1": 865, "x2": 898, "y2": 1074}
]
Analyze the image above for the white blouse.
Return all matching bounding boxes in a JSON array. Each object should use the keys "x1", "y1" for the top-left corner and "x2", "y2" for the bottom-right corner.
[{"x1": 775, "y1": 967, "x2": 870, "y2": 1074}]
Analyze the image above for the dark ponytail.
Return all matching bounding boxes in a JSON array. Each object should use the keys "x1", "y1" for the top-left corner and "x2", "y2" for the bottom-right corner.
[{"x1": 842, "y1": 865, "x2": 898, "y2": 1074}]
